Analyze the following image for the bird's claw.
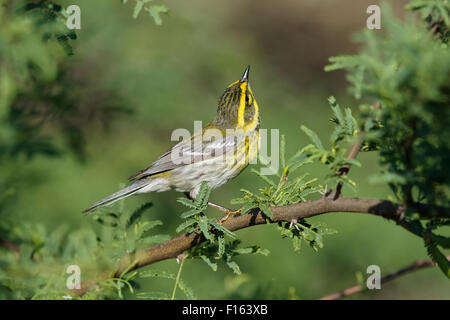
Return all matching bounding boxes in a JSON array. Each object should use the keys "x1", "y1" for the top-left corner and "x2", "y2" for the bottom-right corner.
[
  {"x1": 218, "y1": 207, "x2": 242, "y2": 225},
  {"x1": 318, "y1": 184, "x2": 328, "y2": 198}
]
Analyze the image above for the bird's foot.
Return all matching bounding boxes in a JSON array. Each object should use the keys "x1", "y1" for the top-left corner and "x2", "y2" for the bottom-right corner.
[
  {"x1": 318, "y1": 184, "x2": 329, "y2": 198},
  {"x1": 218, "y1": 207, "x2": 243, "y2": 225}
]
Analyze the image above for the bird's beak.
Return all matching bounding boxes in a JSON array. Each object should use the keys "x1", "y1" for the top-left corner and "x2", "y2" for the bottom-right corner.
[{"x1": 241, "y1": 65, "x2": 250, "y2": 83}]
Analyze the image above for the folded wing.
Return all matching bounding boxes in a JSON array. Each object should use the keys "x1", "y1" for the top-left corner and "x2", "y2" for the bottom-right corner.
[{"x1": 128, "y1": 127, "x2": 240, "y2": 181}]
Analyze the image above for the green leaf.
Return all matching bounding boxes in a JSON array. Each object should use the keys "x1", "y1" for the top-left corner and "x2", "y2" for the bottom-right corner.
[
  {"x1": 209, "y1": 219, "x2": 237, "y2": 239},
  {"x1": 180, "y1": 208, "x2": 201, "y2": 219},
  {"x1": 55, "y1": 34, "x2": 74, "y2": 56},
  {"x1": 139, "y1": 270, "x2": 176, "y2": 279},
  {"x1": 195, "y1": 181, "x2": 211, "y2": 208},
  {"x1": 239, "y1": 203, "x2": 257, "y2": 215},
  {"x1": 258, "y1": 203, "x2": 274, "y2": 220},
  {"x1": 339, "y1": 158, "x2": 361, "y2": 167},
  {"x1": 146, "y1": 5, "x2": 169, "y2": 26},
  {"x1": 226, "y1": 261, "x2": 242, "y2": 275},
  {"x1": 176, "y1": 219, "x2": 197, "y2": 233},
  {"x1": 324, "y1": 55, "x2": 361, "y2": 72},
  {"x1": 292, "y1": 236, "x2": 301, "y2": 252},
  {"x1": 177, "y1": 278, "x2": 196, "y2": 300},
  {"x1": 289, "y1": 158, "x2": 313, "y2": 174},
  {"x1": 200, "y1": 255, "x2": 217, "y2": 271},
  {"x1": 251, "y1": 168, "x2": 276, "y2": 187},
  {"x1": 133, "y1": 1, "x2": 144, "y2": 19},
  {"x1": 93, "y1": 214, "x2": 119, "y2": 228},
  {"x1": 198, "y1": 217, "x2": 212, "y2": 241},
  {"x1": 135, "y1": 220, "x2": 163, "y2": 236},
  {"x1": 300, "y1": 125, "x2": 324, "y2": 150},
  {"x1": 217, "y1": 235, "x2": 225, "y2": 258},
  {"x1": 432, "y1": 235, "x2": 450, "y2": 249},
  {"x1": 136, "y1": 292, "x2": 170, "y2": 300},
  {"x1": 329, "y1": 96, "x2": 345, "y2": 125},
  {"x1": 127, "y1": 202, "x2": 153, "y2": 227},
  {"x1": 428, "y1": 246, "x2": 450, "y2": 278},
  {"x1": 177, "y1": 197, "x2": 197, "y2": 209},
  {"x1": 233, "y1": 245, "x2": 269, "y2": 256},
  {"x1": 230, "y1": 198, "x2": 247, "y2": 205}
]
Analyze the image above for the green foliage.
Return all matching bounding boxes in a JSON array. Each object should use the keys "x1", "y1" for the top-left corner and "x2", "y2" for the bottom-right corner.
[
  {"x1": 92, "y1": 201, "x2": 170, "y2": 257},
  {"x1": 21, "y1": 1, "x2": 78, "y2": 55},
  {"x1": 0, "y1": 0, "x2": 133, "y2": 300},
  {"x1": 231, "y1": 120, "x2": 347, "y2": 253},
  {"x1": 231, "y1": 135, "x2": 319, "y2": 220},
  {"x1": 326, "y1": 2, "x2": 450, "y2": 278},
  {"x1": 177, "y1": 181, "x2": 211, "y2": 219},
  {"x1": 138, "y1": 265, "x2": 196, "y2": 300},
  {"x1": 176, "y1": 182, "x2": 237, "y2": 240},
  {"x1": 427, "y1": 241, "x2": 450, "y2": 278},
  {"x1": 0, "y1": 220, "x2": 99, "y2": 299},
  {"x1": 0, "y1": 1, "x2": 64, "y2": 159},
  {"x1": 187, "y1": 239, "x2": 269, "y2": 275},
  {"x1": 176, "y1": 182, "x2": 269, "y2": 274},
  {"x1": 124, "y1": 0, "x2": 169, "y2": 25},
  {"x1": 0, "y1": 199, "x2": 170, "y2": 299},
  {"x1": 277, "y1": 220, "x2": 337, "y2": 253},
  {"x1": 1, "y1": 0, "x2": 449, "y2": 300},
  {"x1": 228, "y1": 103, "x2": 356, "y2": 252},
  {"x1": 406, "y1": 0, "x2": 450, "y2": 42},
  {"x1": 229, "y1": 97, "x2": 356, "y2": 254},
  {"x1": 299, "y1": 97, "x2": 360, "y2": 189},
  {"x1": 326, "y1": 4, "x2": 450, "y2": 207},
  {"x1": 0, "y1": 4, "x2": 130, "y2": 300},
  {"x1": 0, "y1": 0, "x2": 129, "y2": 163}
]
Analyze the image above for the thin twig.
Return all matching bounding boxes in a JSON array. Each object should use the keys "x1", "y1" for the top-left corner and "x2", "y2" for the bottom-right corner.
[
  {"x1": 332, "y1": 101, "x2": 380, "y2": 199},
  {"x1": 333, "y1": 131, "x2": 364, "y2": 199},
  {"x1": 319, "y1": 255, "x2": 450, "y2": 300},
  {"x1": 171, "y1": 256, "x2": 185, "y2": 300},
  {"x1": 429, "y1": 17, "x2": 443, "y2": 36}
]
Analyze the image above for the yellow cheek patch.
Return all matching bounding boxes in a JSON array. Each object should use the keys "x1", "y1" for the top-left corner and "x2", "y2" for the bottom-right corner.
[
  {"x1": 237, "y1": 82, "x2": 247, "y2": 128},
  {"x1": 244, "y1": 99, "x2": 259, "y2": 131},
  {"x1": 237, "y1": 83, "x2": 259, "y2": 131}
]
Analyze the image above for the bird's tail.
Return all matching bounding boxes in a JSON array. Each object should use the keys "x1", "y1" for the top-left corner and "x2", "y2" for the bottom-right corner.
[{"x1": 82, "y1": 179, "x2": 150, "y2": 215}]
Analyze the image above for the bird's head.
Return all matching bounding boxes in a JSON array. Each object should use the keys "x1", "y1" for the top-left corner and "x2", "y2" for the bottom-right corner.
[{"x1": 213, "y1": 65, "x2": 260, "y2": 131}]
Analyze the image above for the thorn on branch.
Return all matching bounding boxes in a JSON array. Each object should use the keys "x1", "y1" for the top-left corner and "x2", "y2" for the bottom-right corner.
[{"x1": 289, "y1": 219, "x2": 300, "y2": 231}]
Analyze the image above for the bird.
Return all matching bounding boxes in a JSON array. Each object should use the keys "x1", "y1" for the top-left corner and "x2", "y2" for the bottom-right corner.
[{"x1": 82, "y1": 65, "x2": 260, "y2": 217}]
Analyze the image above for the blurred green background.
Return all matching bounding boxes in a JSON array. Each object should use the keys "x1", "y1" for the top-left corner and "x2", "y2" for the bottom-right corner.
[{"x1": 11, "y1": 0, "x2": 449, "y2": 299}]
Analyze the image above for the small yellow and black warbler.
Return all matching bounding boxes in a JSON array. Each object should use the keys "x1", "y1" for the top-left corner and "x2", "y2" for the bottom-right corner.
[{"x1": 83, "y1": 66, "x2": 260, "y2": 214}]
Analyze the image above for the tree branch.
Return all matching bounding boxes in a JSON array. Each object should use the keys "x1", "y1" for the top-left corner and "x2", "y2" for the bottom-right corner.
[
  {"x1": 73, "y1": 196, "x2": 449, "y2": 295},
  {"x1": 318, "y1": 255, "x2": 450, "y2": 300}
]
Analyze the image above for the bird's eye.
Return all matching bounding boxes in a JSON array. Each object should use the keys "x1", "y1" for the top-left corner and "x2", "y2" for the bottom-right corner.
[{"x1": 245, "y1": 94, "x2": 250, "y2": 104}]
